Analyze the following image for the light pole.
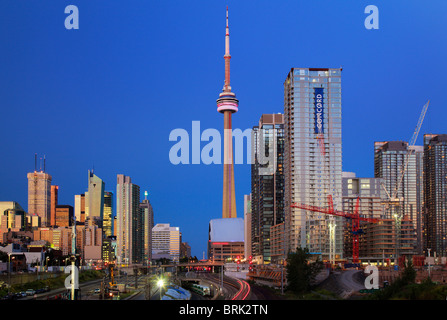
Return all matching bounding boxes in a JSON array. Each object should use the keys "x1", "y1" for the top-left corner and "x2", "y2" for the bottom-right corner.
[
  {"x1": 157, "y1": 279, "x2": 164, "y2": 300},
  {"x1": 427, "y1": 248, "x2": 432, "y2": 278},
  {"x1": 8, "y1": 253, "x2": 12, "y2": 294}
]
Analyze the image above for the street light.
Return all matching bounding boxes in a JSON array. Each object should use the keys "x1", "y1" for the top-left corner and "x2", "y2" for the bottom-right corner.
[{"x1": 157, "y1": 278, "x2": 164, "y2": 300}]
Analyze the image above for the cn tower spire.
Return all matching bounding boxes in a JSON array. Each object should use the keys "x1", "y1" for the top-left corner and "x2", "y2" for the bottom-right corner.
[
  {"x1": 224, "y1": 6, "x2": 231, "y2": 92},
  {"x1": 217, "y1": 7, "x2": 239, "y2": 219}
]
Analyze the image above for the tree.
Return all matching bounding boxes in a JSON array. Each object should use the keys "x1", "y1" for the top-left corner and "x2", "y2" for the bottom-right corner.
[
  {"x1": 286, "y1": 247, "x2": 323, "y2": 295},
  {"x1": 401, "y1": 259, "x2": 416, "y2": 284}
]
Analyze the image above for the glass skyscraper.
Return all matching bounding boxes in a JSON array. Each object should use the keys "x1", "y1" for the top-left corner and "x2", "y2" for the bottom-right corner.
[
  {"x1": 251, "y1": 114, "x2": 285, "y2": 263},
  {"x1": 140, "y1": 196, "x2": 154, "y2": 265},
  {"x1": 116, "y1": 174, "x2": 141, "y2": 265},
  {"x1": 103, "y1": 191, "x2": 113, "y2": 238},
  {"x1": 423, "y1": 134, "x2": 447, "y2": 257},
  {"x1": 284, "y1": 67, "x2": 343, "y2": 261}
]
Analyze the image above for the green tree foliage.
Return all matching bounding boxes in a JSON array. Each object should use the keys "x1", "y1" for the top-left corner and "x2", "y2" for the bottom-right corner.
[
  {"x1": 368, "y1": 259, "x2": 435, "y2": 300},
  {"x1": 286, "y1": 247, "x2": 323, "y2": 294}
]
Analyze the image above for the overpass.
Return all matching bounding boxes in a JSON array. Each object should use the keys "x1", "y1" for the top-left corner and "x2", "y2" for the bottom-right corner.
[{"x1": 116, "y1": 261, "x2": 225, "y2": 275}]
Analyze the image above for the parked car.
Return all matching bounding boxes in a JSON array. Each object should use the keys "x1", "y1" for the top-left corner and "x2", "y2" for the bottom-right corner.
[{"x1": 25, "y1": 289, "x2": 35, "y2": 296}]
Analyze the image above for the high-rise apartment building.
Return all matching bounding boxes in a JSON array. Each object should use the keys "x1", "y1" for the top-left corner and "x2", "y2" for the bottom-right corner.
[
  {"x1": 140, "y1": 194, "x2": 154, "y2": 265},
  {"x1": 342, "y1": 172, "x2": 389, "y2": 260},
  {"x1": 284, "y1": 67, "x2": 343, "y2": 261},
  {"x1": 152, "y1": 223, "x2": 181, "y2": 262},
  {"x1": 423, "y1": 134, "x2": 447, "y2": 257},
  {"x1": 374, "y1": 141, "x2": 422, "y2": 256},
  {"x1": 116, "y1": 174, "x2": 141, "y2": 265},
  {"x1": 27, "y1": 171, "x2": 52, "y2": 227},
  {"x1": 251, "y1": 114, "x2": 285, "y2": 263}
]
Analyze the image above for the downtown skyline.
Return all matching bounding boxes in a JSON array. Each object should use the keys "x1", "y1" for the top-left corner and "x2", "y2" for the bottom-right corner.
[{"x1": 1, "y1": 1, "x2": 447, "y2": 258}]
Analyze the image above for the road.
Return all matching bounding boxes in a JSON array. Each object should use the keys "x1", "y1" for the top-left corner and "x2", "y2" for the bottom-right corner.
[{"x1": 317, "y1": 269, "x2": 366, "y2": 299}]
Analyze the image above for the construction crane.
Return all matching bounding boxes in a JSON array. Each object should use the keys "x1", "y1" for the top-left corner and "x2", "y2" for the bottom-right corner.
[
  {"x1": 291, "y1": 195, "x2": 380, "y2": 264},
  {"x1": 380, "y1": 100, "x2": 430, "y2": 261}
]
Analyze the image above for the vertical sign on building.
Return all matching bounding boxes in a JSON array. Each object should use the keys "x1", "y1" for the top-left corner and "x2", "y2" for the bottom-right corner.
[{"x1": 314, "y1": 88, "x2": 324, "y2": 134}]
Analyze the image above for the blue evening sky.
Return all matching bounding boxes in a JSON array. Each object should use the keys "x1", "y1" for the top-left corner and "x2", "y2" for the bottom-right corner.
[{"x1": 0, "y1": 1, "x2": 446, "y2": 258}]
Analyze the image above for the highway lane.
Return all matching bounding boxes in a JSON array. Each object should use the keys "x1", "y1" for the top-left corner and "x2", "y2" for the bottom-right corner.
[{"x1": 204, "y1": 273, "x2": 252, "y2": 300}]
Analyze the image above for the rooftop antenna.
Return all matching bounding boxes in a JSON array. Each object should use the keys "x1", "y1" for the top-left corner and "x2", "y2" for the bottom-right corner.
[
  {"x1": 34, "y1": 153, "x2": 37, "y2": 172},
  {"x1": 43, "y1": 155, "x2": 46, "y2": 173}
]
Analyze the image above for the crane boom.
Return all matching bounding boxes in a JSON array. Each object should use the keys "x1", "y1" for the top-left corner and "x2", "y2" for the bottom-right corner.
[
  {"x1": 390, "y1": 100, "x2": 429, "y2": 200},
  {"x1": 291, "y1": 197, "x2": 379, "y2": 223},
  {"x1": 291, "y1": 195, "x2": 380, "y2": 264}
]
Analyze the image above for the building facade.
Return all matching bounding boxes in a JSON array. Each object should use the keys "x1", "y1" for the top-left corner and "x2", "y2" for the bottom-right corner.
[
  {"x1": 103, "y1": 191, "x2": 113, "y2": 238},
  {"x1": 208, "y1": 218, "x2": 244, "y2": 263},
  {"x1": 116, "y1": 174, "x2": 141, "y2": 265},
  {"x1": 87, "y1": 170, "x2": 105, "y2": 225},
  {"x1": 152, "y1": 223, "x2": 181, "y2": 262},
  {"x1": 423, "y1": 134, "x2": 447, "y2": 257},
  {"x1": 342, "y1": 172, "x2": 388, "y2": 260},
  {"x1": 243, "y1": 194, "x2": 252, "y2": 261},
  {"x1": 284, "y1": 67, "x2": 343, "y2": 261},
  {"x1": 55, "y1": 205, "x2": 73, "y2": 228},
  {"x1": 374, "y1": 141, "x2": 422, "y2": 256},
  {"x1": 27, "y1": 171, "x2": 52, "y2": 227},
  {"x1": 251, "y1": 114, "x2": 285, "y2": 263},
  {"x1": 50, "y1": 185, "x2": 59, "y2": 227},
  {"x1": 140, "y1": 196, "x2": 154, "y2": 265},
  {"x1": 74, "y1": 194, "x2": 86, "y2": 223}
]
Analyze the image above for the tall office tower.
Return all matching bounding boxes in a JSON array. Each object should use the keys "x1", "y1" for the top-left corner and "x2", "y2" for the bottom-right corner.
[
  {"x1": 284, "y1": 68, "x2": 343, "y2": 261},
  {"x1": 28, "y1": 168, "x2": 52, "y2": 227},
  {"x1": 244, "y1": 194, "x2": 252, "y2": 261},
  {"x1": 423, "y1": 134, "x2": 447, "y2": 257},
  {"x1": 251, "y1": 114, "x2": 285, "y2": 263},
  {"x1": 216, "y1": 7, "x2": 239, "y2": 219},
  {"x1": 152, "y1": 223, "x2": 181, "y2": 262},
  {"x1": 116, "y1": 174, "x2": 141, "y2": 265},
  {"x1": 374, "y1": 141, "x2": 422, "y2": 256},
  {"x1": 140, "y1": 191, "x2": 154, "y2": 265},
  {"x1": 87, "y1": 170, "x2": 105, "y2": 225},
  {"x1": 50, "y1": 185, "x2": 59, "y2": 226},
  {"x1": 74, "y1": 194, "x2": 86, "y2": 223},
  {"x1": 342, "y1": 172, "x2": 387, "y2": 259},
  {"x1": 103, "y1": 191, "x2": 113, "y2": 238}
]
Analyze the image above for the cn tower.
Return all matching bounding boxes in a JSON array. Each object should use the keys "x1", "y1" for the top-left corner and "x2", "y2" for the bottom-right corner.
[{"x1": 217, "y1": 7, "x2": 238, "y2": 219}]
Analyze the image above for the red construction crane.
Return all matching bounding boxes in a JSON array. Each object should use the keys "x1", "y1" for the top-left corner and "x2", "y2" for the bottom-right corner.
[{"x1": 291, "y1": 195, "x2": 380, "y2": 264}]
